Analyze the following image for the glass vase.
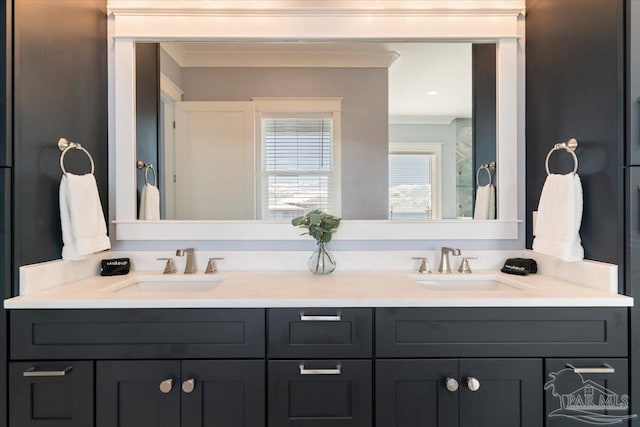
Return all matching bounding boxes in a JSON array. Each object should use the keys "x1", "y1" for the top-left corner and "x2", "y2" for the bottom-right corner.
[{"x1": 308, "y1": 242, "x2": 336, "y2": 275}]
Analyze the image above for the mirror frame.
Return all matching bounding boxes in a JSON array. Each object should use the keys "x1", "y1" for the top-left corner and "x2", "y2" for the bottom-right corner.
[{"x1": 108, "y1": 0, "x2": 525, "y2": 241}]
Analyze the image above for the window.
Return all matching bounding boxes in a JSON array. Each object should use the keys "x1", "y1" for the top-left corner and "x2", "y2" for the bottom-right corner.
[
  {"x1": 254, "y1": 98, "x2": 342, "y2": 220},
  {"x1": 388, "y1": 142, "x2": 441, "y2": 220}
]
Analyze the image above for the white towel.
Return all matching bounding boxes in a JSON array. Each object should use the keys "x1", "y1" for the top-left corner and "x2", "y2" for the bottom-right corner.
[
  {"x1": 138, "y1": 183, "x2": 160, "y2": 220},
  {"x1": 60, "y1": 173, "x2": 111, "y2": 260},
  {"x1": 532, "y1": 173, "x2": 584, "y2": 262},
  {"x1": 473, "y1": 184, "x2": 496, "y2": 220}
]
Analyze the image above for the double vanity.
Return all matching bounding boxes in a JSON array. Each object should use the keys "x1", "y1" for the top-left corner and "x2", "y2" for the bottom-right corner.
[
  {"x1": 3, "y1": 2, "x2": 634, "y2": 426},
  {"x1": 3, "y1": 250, "x2": 633, "y2": 427}
]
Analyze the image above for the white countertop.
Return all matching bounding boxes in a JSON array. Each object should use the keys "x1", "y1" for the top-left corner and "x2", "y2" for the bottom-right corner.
[{"x1": 3, "y1": 270, "x2": 633, "y2": 309}]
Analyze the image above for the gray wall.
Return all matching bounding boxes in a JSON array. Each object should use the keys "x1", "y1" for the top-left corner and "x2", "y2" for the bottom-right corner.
[
  {"x1": 160, "y1": 48, "x2": 182, "y2": 89},
  {"x1": 180, "y1": 67, "x2": 389, "y2": 220}
]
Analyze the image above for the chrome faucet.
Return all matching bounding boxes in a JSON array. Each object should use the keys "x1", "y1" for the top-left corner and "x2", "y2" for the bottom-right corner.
[
  {"x1": 176, "y1": 248, "x2": 196, "y2": 274},
  {"x1": 438, "y1": 247, "x2": 461, "y2": 274}
]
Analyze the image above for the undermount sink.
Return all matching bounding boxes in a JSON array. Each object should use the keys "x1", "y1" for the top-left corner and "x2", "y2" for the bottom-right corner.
[
  {"x1": 108, "y1": 275, "x2": 226, "y2": 293},
  {"x1": 410, "y1": 274, "x2": 522, "y2": 291}
]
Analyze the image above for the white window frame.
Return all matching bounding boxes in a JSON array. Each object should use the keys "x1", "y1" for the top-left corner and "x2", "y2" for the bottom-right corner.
[
  {"x1": 253, "y1": 97, "x2": 342, "y2": 220},
  {"x1": 389, "y1": 142, "x2": 443, "y2": 221}
]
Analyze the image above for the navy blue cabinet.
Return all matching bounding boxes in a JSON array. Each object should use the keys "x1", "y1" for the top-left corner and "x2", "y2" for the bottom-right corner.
[
  {"x1": 181, "y1": 360, "x2": 265, "y2": 427},
  {"x1": 268, "y1": 360, "x2": 372, "y2": 427},
  {"x1": 97, "y1": 360, "x2": 265, "y2": 427},
  {"x1": 7, "y1": 307, "x2": 630, "y2": 427},
  {"x1": 0, "y1": 168, "x2": 9, "y2": 426},
  {"x1": 545, "y1": 359, "x2": 631, "y2": 427},
  {"x1": 268, "y1": 308, "x2": 373, "y2": 359},
  {"x1": 459, "y1": 359, "x2": 542, "y2": 427},
  {"x1": 267, "y1": 308, "x2": 373, "y2": 427},
  {"x1": 97, "y1": 360, "x2": 181, "y2": 427},
  {"x1": 9, "y1": 361, "x2": 94, "y2": 427},
  {"x1": 376, "y1": 359, "x2": 459, "y2": 427},
  {"x1": 375, "y1": 358, "x2": 542, "y2": 427}
]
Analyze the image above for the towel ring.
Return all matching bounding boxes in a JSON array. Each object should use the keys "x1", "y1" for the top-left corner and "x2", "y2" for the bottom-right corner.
[
  {"x1": 136, "y1": 160, "x2": 157, "y2": 186},
  {"x1": 58, "y1": 138, "x2": 95, "y2": 175},
  {"x1": 476, "y1": 166, "x2": 492, "y2": 187},
  {"x1": 476, "y1": 161, "x2": 496, "y2": 187},
  {"x1": 545, "y1": 138, "x2": 578, "y2": 175}
]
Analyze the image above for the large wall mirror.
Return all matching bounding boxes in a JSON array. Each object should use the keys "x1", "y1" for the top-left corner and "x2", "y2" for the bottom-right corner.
[
  {"x1": 109, "y1": 1, "x2": 523, "y2": 240},
  {"x1": 135, "y1": 41, "x2": 498, "y2": 222}
]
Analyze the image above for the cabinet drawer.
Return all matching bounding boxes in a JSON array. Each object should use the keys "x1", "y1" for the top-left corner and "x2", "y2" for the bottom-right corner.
[
  {"x1": 545, "y1": 359, "x2": 630, "y2": 427},
  {"x1": 268, "y1": 360, "x2": 372, "y2": 427},
  {"x1": 9, "y1": 361, "x2": 94, "y2": 427},
  {"x1": 268, "y1": 308, "x2": 373, "y2": 358},
  {"x1": 376, "y1": 308, "x2": 627, "y2": 358},
  {"x1": 11, "y1": 309, "x2": 265, "y2": 359}
]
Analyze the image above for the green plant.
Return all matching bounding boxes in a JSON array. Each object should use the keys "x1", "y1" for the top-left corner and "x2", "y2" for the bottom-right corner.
[{"x1": 291, "y1": 209, "x2": 341, "y2": 243}]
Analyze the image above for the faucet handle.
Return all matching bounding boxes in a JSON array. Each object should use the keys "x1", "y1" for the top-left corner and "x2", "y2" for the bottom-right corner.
[
  {"x1": 457, "y1": 257, "x2": 478, "y2": 274},
  {"x1": 157, "y1": 257, "x2": 176, "y2": 274},
  {"x1": 205, "y1": 257, "x2": 225, "y2": 274},
  {"x1": 412, "y1": 257, "x2": 432, "y2": 274}
]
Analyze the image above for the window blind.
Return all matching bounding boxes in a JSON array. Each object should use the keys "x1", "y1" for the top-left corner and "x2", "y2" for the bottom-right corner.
[
  {"x1": 389, "y1": 153, "x2": 433, "y2": 220},
  {"x1": 262, "y1": 117, "x2": 334, "y2": 220}
]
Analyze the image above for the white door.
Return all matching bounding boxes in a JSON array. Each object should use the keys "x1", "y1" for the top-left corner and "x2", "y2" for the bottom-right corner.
[{"x1": 174, "y1": 101, "x2": 255, "y2": 220}]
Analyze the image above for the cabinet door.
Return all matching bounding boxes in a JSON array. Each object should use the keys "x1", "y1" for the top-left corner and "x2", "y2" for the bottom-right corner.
[
  {"x1": 268, "y1": 360, "x2": 372, "y2": 427},
  {"x1": 9, "y1": 361, "x2": 94, "y2": 427},
  {"x1": 96, "y1": 360, "x2": 180, "y2": 427},
  {"x1": 376, "y1": 359, "x2": 458, "y2": 427},
  {"x1": 545, "y1": 359, "x2": 631, "y2": 427},
  {"x1": 181, "y1": 360, "x2": 265, "y2": 427},
  {"x1": 459, "y1": 359, "x2": 542, "y2": 427},
  {"x1": 628, "y1": 0, "x2": 640, "y2": 164}
]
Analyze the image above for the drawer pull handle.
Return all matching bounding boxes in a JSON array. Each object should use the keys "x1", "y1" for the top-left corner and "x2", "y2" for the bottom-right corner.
[
  {"x1": 159, "y1": 378, "x2": 173, "y2": 394},
  {"x1": 299, "y1": 364, "x2": 342, "y2": 375},
  {"x1": 566, "y1": 363, "x2": 615, "y2": 374},
  {"x1": 299, "y1": 312, "x2": 342, "y2": 321},
  {"x1": 23, "y1": 366, "x2": 72, "y2": 377}
]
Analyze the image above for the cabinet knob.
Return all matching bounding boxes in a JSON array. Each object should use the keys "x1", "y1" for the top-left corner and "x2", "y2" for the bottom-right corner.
[
  {"x1": 445, "y1": 377, "x2": 459, "y2": 392},
  {"x1": 159, "y1": 378, "x2": 173, "y2": 394},
  {"x1": 182, "y1": 378, "x2": 196, "y2": 393},
  {"x1": 466, "y1": 377, "x2": 480, "y2": 392}
]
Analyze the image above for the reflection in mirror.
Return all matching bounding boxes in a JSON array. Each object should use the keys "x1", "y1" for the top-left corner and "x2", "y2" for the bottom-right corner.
[{"x1": 135, "y1": 42, "x2": 496, "y2": 221}]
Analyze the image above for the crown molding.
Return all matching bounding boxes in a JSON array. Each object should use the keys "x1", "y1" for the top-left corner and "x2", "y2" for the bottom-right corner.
[
  {"x1": 109, "y1": 1, "x2": 525, "y2": 17},
  {"x1": 161, "y1": 43, "x2": 400, "y2": 68}
]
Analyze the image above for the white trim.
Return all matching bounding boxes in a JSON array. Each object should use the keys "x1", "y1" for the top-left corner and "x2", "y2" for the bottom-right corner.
[
  {"x1": 114, "y1": 219, "x2": 520, "y2": 240},
  {"x1": 160, "y1": 99, "x2": 176, "y2": 220},
  {"x1": 496, "y1": 38, "x2": 518, "y2": 221},
  {"x1": 389, "y1": 142, "x2": 443, "y2": 220},
  {"x1": 159, "y1": 73, "x2": 183, "y2": 102},
  {"x1": 108, "y1": 1, "x2": 525, "y2": 16},
  {"x1": 109, "y1": 1, "x2": 524, "y2": 241},
  {"x1": 114, "y1": 38, "x2": 137, "y2": 222},
  {"x1": 253, "y1": 97, "x2": 343, "y2": 113},
  {"x1": 159, "y1": 42, "x2": 186, "y2": 66}
]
